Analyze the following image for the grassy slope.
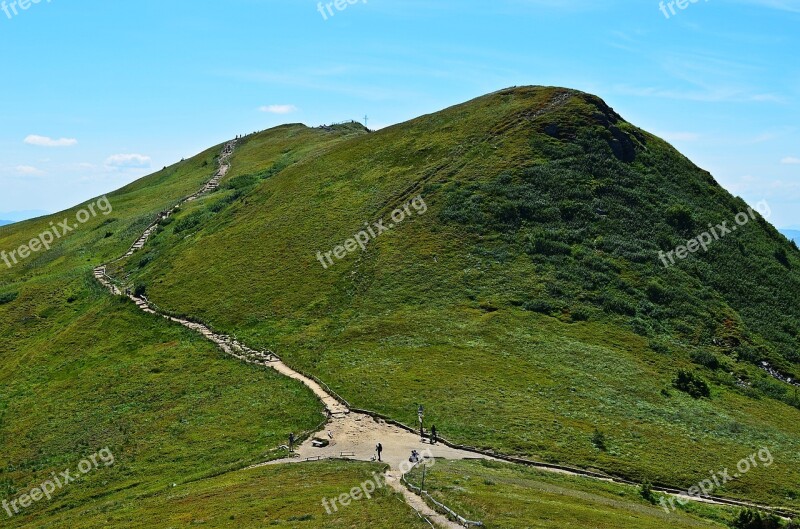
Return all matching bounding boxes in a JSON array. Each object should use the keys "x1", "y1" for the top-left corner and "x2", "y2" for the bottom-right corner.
[
  {"x1": 405, "y1": 459, "x2": 738, "y2": 529},
  {"x1": 15, "y1": 462, "x2": 429, "y2": 529},
  {"x1": 119, "y1": 87, "x2": 800, "y2": 509},
  {"x1": 0, "y1": 139, "x2": 332, "y2": 526}
]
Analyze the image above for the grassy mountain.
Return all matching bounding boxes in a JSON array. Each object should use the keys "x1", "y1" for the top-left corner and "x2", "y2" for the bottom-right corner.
[
  {"x1": 1, "y1": 86, "x2": 799, "y2": 526},
  {"x1": 0, "y1": 145, "x2": 330, "y2": 527},
  {"x1": 111, "y1": 86, "x2": 799, "y2": 508}
]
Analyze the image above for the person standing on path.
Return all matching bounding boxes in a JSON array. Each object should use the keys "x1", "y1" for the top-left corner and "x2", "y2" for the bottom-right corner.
[
  {"x1": 376, "y1": 443, "x2": 383, "y2": 462},
  {"x1": 431, "y1": 425, "x2": 437, "y2": 445},
  {"x1": 289, "y1": 432, "x2": 295, "y2": 454}
]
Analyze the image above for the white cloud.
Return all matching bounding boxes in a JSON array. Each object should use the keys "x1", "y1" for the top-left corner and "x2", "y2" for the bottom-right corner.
[
  {"x1": 781, "y1": 156, "x2": 800, "y2": 165},
  {"x1": 15, "y1": 165, "x2": 45, "y2": 176},
  {"x1": 105, "y1": 153, "x2": 151, "y2": 170},
  {"x1": 258, "y1": 104, "x2": 298, "y2": 114},
  {"x1": 24, "y1": 135, "x2": 78, "y2": 147}
]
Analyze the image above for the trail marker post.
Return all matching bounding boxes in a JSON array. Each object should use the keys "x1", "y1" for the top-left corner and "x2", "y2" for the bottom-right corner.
[{"x1": 418, "y1": 405, "x2": 424, "y2": 441}]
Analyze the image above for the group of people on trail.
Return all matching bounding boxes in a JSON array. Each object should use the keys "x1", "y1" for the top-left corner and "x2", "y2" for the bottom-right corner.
[
  {"x1": 373, "y1": 423, "x2": 439, "y2": 463},
  {"x1": 288, "y1": 423, "x2": 440, "y2": 462}
]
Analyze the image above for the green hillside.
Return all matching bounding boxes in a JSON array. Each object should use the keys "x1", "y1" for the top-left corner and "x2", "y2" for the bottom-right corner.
[
  {"x1": 0, "y1": 141, "x2": 327, "y2": 527},
  {"x1": 111, "y1": 87, "x2": 799, "y2": 509},
  {"x1": 404, "y1": 459, "x2": 741, "y2": 529},
  {"x1": 1, "y1": 86, "x2": 798, "y2": 527}
]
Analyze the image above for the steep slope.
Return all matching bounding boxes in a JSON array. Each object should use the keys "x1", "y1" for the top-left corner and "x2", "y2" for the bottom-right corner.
[{"x1": 115, "y1": 86, "x2": 800, "y2": 509}]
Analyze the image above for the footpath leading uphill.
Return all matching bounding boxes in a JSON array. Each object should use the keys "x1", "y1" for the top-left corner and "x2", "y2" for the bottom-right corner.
[
  {"x1": 91, "y1": 140, "x2": 478, "y2": 528},
  {"x1": 91, "y1": 140, "x2": 791, "y2": 528}
]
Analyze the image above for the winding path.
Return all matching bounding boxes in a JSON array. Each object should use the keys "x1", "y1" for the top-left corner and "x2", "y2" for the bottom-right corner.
[{"x1": 92, "y1": 140, "x2": 794, "y2": 527}]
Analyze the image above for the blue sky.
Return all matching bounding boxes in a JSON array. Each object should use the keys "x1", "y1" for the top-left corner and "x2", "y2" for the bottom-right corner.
[{"x1": 1, "y1": 0, "x2": 799, "y2": 227}]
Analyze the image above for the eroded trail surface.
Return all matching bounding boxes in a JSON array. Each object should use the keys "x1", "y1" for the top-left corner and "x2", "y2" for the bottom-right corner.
[{"x1": 255, "y1": 412, "x2": 492, "y2": 471}]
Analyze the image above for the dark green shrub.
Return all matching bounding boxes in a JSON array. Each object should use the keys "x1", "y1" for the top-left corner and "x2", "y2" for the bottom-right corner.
[
  {"x1": 691, "y1": 350, "x2": 720, "y2": 370},
  {"x1": 173, "y1": 212, "x2": 205, "y2": 234},
  {"x1": 666, "y1": 204, "x2": 695, "y2": 234},
  {"x1": 600, "y1": 293, "x2": 636, "y2": 316},
  {"x1": 571, "y1": 307, "x2": 590, "y2": 322},
  {"x1": 674, "y1": 370, "x2": 711, "y2": 399},
  {"x1": 137, "y1": 254, "x2": 153, "y2": 269},
  {"x1": 133, "y1": 284, "x2": 146, "y2": 297},
  {"x1": 775, "y1": 248, "x2": 790, "y2": 268},
  {"x1": 649, "y1": 338, "x2": 670, "y2": 355},
  {"x1": 224, "y1": 173, "x2": 260, "y2": 191},
  {"x1": 525, "y1": 237, "x2": 571, "y2": 256},
  {"x1": 0, "y1": 291, "x2": 18, "y2": 305},
  {"x1": 523, "y1": 299, "x2": 556, "y2": 314},
  {"x1": 752, "y1": 378, "x2": 788, "y2": 400},
  {"x1": 646, "y1": 281, "x2": 670, "y2": 304},
  {"x1": 731, "y1": 509, "x2": 780, "y2": 529},
  {"x1": 591, "y1": 429, "x2": 607, "y2": 451},
  {"x1": 640, "y1": 481, "x2": 656, "y2": 504}
]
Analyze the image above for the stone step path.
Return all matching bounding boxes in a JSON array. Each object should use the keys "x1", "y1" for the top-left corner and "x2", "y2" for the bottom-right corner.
[
  {"x1": 116, "y1": 141, "x2": 236, "y2": 259},
  {"x1": 186, "y1": 142, "x2": 233, "y2": 201}
]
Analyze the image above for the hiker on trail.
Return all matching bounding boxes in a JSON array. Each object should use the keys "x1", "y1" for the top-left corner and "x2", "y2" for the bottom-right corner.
[
  {"x1": 376, "y1": 443, "x2": 383, "y2": 462},
  {"x1": 431, "y1": 425, "x2": 438, "y2": 445},
  {"x1": 410, "y1": 449, "x2": 420, "y2": 463},
  {"x1": 289, "y1": 432, "x2": 295, "y2": 453}
]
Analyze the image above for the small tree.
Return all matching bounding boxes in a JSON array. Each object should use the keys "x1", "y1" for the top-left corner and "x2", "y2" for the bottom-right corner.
[
  {"x1": 591, "y1": 429, "x2": 607, "y2": 451},
  {"x1": 640, "y1": 480, "x2": 656, "y2": 504}
]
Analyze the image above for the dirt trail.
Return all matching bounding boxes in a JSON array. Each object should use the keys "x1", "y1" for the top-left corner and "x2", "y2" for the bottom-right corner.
[
  {"x1": 385, "y1": 470, "x2": 464, "y2": 529},
  {"x1": 92, "y1": 140, "x2": 793, "y2": 527},
  {"x1": 253, "y1": 412, "x2": 493, "y2": 472},
  {"x1": 92, "y1": 140, "x2": 480, "y2": 528}
]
